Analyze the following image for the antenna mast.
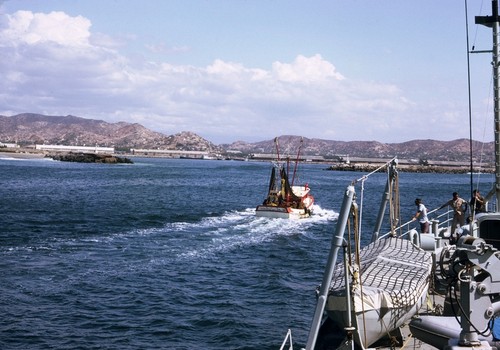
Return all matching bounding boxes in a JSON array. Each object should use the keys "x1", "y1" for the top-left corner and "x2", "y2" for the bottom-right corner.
[{"x1": 476, "y1": 0, "x2": 500, "y2": 210}]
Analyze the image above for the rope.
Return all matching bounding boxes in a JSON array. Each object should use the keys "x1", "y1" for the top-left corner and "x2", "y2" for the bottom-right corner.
[
  {"x1": 392, "y1": 173, "x2": 401, "y2": 237},
  {"x1": 399, "y1": 332, "x2": 414, "y2": 350},
  {"x1": 387, "y1": 167, "x2": 396, "y2": 237},
  {"x1": 351, "y1": 196, "x2": 369, "y2": 347},
  {"x1": 358, "y1": 178, "x2": 365, "y2": 253},
  {"x1": 347, "y1": 206, "x2": 353, "y2": 259}
]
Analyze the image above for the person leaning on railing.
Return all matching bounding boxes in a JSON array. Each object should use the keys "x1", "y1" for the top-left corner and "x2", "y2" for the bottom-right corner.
[{"x1": 412, "y1": 198, "x2": 430, "y2": 233}]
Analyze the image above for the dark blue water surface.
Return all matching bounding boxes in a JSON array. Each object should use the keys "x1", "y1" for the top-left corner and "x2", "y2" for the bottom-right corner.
[{"x1": 0, "y1": 156, "x2": 492, "y2": 349}]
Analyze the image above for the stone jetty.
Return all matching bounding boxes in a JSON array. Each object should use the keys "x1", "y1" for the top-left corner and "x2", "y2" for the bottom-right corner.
[
  {"x1": 48, "y1": 152, "x2": 133, "y2": 164},
  {"x1": 326, "y1": 163, "x2": 493, "y2": 174}
]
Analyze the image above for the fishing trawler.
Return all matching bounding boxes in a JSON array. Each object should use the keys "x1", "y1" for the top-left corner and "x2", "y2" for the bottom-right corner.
[
  {"x1": 256, "y1": 137, "x2": 314, "y2": 219},
  {"x1": 279, "y1": 1, "x2": 500, "y2": 349}
]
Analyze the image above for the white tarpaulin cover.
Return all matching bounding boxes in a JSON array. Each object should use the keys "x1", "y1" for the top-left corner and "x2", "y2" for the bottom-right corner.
[
  {"x1": 327, "y1": 237, "x2": 432, "y2": 311},
  {"x1": 325, "y1": 237, "x2": 433, "y2": 347}
]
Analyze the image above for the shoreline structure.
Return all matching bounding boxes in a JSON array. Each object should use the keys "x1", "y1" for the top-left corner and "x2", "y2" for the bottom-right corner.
[
  {"x1": 0, "y1": 149, "x2": 491, "y2": 174},
  {"x1": 325, "y1": 162, "x2": 492, "y2": 174}
]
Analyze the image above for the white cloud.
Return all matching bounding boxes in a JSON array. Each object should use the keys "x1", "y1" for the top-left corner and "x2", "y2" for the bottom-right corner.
[
  {"x1": 0, "y1": 10, "x2": 466, "y2": 144},
  {"x1": 2, "y1": 10, "x2": 91, "y2": 46},
  {"x1": 272, "y1": 54, "x2": 345, "y2": 83}
]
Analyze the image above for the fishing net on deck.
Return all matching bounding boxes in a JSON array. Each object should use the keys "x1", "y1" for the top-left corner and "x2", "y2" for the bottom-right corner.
[{"x1": 326, "y1": 237, "x2": 433, "y2": 338}]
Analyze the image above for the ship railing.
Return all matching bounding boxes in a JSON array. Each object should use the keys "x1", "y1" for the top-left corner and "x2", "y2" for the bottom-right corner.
[
  {"x1": 279, "y1": 328, "x2": 293, "y2": 350},
  {"x1": 379, "y1": 207, "x2": 454, "y2": 243}
]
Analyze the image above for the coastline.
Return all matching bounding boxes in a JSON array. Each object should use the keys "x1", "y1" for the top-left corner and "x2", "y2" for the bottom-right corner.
[
  {"x1": 0, "y1": 150, "x2": 45, "y2": 159},
  {"x1": 0, "y1": 149, "x2": 491, "y2": 174}
]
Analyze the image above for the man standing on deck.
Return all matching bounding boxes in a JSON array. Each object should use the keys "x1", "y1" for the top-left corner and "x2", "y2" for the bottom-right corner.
[
  {"x1": 412, "y1": 198, "x2": 430, "y2": 233},
  {"x1": 439, "y1": 192, "x2": 467, "y2": 238},
  {"x1": 470, "y1": 189, "x2": 486, "y2": 215}
]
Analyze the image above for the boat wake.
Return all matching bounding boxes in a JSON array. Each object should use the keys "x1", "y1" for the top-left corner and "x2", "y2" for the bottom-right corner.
[
  {"x1": 163, "y1": 204, "x2": 338, "y2": 260},
  {"x1": 3, "y1": 204, "x2": 337, "y2": 268},
  {"x1": 308, "y1": 204, "x2": 338, "y2": 221}
]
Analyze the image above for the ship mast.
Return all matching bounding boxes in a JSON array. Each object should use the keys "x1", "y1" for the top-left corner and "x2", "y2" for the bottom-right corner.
[{"x1": 476, "y1": 0, "x2": 500, "y2": 211}]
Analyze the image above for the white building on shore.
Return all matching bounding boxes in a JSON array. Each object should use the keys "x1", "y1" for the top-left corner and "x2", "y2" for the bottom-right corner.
[
  {"x1": 35, "y1": 144, "x2": 114, "y2": 154},
  {"x1": 0, "y1": 142, "x2": 19, "y2": 148}
]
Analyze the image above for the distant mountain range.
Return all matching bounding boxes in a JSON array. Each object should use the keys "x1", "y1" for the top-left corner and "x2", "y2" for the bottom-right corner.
[
  {"x1": 0, "y1": 113, "x2": 494, "y2": 163},
  {"x1": 0, "y1": 113, "x2": 221, "y2": 153}
]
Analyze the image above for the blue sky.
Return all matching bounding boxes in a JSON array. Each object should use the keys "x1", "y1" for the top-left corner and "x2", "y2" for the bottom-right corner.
[{"x1": 0, "y1": 0, "x2": 496, "y2": 144}]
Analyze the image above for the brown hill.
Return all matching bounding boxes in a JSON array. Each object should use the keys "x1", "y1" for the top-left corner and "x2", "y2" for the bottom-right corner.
[
  {"x1": 224, "y1": 136, "x2": 494, "y2": 163},
  {"x1": 0, "y1": 114, "x2": 494, "y2": 162},
  {"x1": 0, "y1": 113, "x2": 221, "y2": 152}
]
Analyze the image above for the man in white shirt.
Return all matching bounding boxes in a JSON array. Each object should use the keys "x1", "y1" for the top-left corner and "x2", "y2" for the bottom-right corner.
[{"x1": 412, "y1": 198, "x2": 430, "y2": 233}]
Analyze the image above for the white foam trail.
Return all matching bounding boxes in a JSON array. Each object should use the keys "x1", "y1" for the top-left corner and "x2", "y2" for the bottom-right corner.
[
  {"x1": 173, "y1": 205, "x2": 338, "y2": 260},
  {"x1": 12, "y1": 205, "x2": 338, "y2": 261},
  {"x1": 309, "y1": 204, "x2": 338, "y2": 221}
]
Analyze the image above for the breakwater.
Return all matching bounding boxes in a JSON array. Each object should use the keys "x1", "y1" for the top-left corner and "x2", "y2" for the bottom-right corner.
[
  {"x1": 47, "y1": 152, "x2": 133, "y2": 164},
  {"x1": 326, "y1": 163, "x2": 493, "y2": 174}
]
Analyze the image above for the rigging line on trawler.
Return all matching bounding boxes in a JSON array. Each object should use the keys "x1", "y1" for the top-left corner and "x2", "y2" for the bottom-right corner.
[
  {"x1": 291, "y1": 137, "x2": 304, "y2": 187},
  {"x1": 274, "y1": 137, "x2": 281, "y2": 162}
]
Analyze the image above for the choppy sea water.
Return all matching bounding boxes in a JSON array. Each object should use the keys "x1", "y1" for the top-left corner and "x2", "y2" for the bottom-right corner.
[{"x1": 0, "y1": 156, "x2": 492, "y2": 349}]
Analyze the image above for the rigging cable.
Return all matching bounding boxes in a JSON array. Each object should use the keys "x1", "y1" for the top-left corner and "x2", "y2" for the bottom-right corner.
[
  {"x1": 467, "y1": 0, "x2": 494, "y2": 212},
  {"x1": 291, "y1": 137, "x2": 303, "y2": 187}
]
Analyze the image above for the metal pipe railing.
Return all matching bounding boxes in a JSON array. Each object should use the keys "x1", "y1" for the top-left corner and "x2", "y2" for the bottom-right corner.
[
  {"x1": 279, "y1": 329, "x2": 293, "y2": 350},
  {"x1": 379, "y1": 208, "x2": 454, "y2": 240}
]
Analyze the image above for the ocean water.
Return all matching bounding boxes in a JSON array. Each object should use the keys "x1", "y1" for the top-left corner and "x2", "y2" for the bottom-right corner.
[{"x1": 0, "y1": 156, "x2": 492, "y2": 349}]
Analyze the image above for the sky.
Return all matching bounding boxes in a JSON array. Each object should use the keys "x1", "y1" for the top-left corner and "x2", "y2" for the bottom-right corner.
[{"x1": 0, "y1": 0, "x2": 497, "y2": 144}]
